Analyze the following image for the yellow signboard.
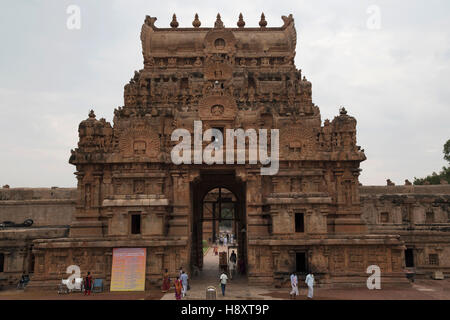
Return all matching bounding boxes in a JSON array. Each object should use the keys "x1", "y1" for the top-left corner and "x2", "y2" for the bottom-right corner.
[{"x1": 110, "y1": 248, "x2": 146, "y2": 292}]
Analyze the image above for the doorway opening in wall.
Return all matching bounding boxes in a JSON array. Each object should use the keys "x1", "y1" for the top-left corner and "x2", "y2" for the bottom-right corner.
[
  {"x1": 295, "y1": 213, "x2": 305, "y2": 233},
  {"x1": 191, "y1": 170, "x2": 246, "y2": 281},
  {"x1": 296, "y1": 252, "x2": 307, "y2": 274},
  {"x1": 28, "y1": 246, "x2": 35, "y2": 274},
  {"x1": 131, "y1": 213, "x2": 141, "y2": 235},
  {"x1": 405, "y1": 248, "x2": 415, "y2": 268},
  {"x1": 0, "y1": 253, "x2": 4, "y2": 272}
]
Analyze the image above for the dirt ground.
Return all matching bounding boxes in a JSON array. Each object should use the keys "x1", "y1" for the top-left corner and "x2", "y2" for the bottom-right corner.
[
  {"x1": 0, "y1": 289, "x2": 164, "y2": 300},
  {"x1": 1, "y1": 278, "x2": 450, "y2": 300},
  {"x1": 2, "y1": 247, "x2": 449, "y2": 300}
]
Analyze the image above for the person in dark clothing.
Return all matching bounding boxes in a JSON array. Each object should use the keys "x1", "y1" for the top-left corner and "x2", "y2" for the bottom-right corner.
[
  {"x1": 18, "y1": 272, "x2": 30, "y2": 289},
  {"x1": 230, "y1": 251, "x2": 237, "y2": 264},
  {"x1": 84, "y1": 271, "x2": 93, "y2": 296}
]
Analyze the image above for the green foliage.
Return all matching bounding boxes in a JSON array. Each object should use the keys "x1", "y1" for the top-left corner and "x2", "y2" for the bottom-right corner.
[
  {"x1": 413, "y1": 139, "x2": 450, "y2": 185},
  {"x1": 219, "y1": 208, "x2": 233, "y2": 228},
  {"x1": 413, "y1": 166, "x2": 450, "y2": 185},
  {"x1": 202, "y1": 240, "x2": 209, "y2": 254},
  {"x1": 444, "y1": 139, "x2": 450, "y2": 163}
]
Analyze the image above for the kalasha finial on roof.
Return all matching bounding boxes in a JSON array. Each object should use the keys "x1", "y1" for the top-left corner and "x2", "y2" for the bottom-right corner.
[
  {"x1": 339, "y1": 107, "x2": 348, "y2": 115},
  {"x1": 215, "y1": 13, "x2": 224, "y2": 28},
  {"x1": 259, "y1": 13, "x2": 267, "y2": 28},
  {"x1": 192, "y1": 13, "x2": 201, "y2": 28},
  {"x1": 170, "y1": 14, "x2": 179, "y2": 28},
  {"x1": 88, "y1": 110, "x2": 96, "y2": 119},
  {"x1": 237, "y1": 13, "x2": 245, "y2": 28}
]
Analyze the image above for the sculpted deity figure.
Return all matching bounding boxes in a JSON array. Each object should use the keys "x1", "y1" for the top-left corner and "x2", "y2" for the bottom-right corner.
[
  {"x1": 248, "y1": 86, "x2": 255, "y2": 104},
  {"x1": 194, "y1": 57, "x2": 202, "y2": 67}
]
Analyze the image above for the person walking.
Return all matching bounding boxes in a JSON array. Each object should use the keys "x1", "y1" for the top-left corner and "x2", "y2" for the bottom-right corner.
[
  {"x1": 161, "y1": 269, "x2": 170, "y2": 293},
  {"x1": 219, "y1": 271, "x2": 228, "y2": 296},
  {"x1": 229, "y1": 250, "x2": 237, "y2": 278},
  {"x1": 174, "y1": 276, "x2": 182, "y2": 300},
  {"x1": 289, "y1": 272, "x2": 299, "y2": 299},
  {"x1": 180, "y1": 271, "x2": 189, "y2": 298},
  {"x1": 230, "y1": 250, "x2": 237, "y2": 264},
  {"x1": 305, "y1": 272, "x2": 315, "y2": 299},
  {"x1": 84, "y1": 271, "x2": 92, "y2": 296}
]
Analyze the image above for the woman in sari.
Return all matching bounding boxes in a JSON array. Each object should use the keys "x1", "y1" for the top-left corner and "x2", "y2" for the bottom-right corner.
[
  {"x1": 162, "y1": 269, "x2": 170, "y2": 293},
  {"x1": 174, "y1": 276, "x2": 182, "y2": 300}
]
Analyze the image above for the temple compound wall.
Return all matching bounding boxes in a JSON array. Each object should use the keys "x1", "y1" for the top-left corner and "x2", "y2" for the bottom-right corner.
[
  {"x1": 0, "y1": 188, "x2": 75, "y2": 286},
  {"x1": 1, "y1": 184, "x2": 449, "y2": 288},
  {"x1": 1, "y1": 13, "x2": 449, "y2": 290},
  {"x1": 360, "y1": 184, "x2": 450, "y2": 278}
]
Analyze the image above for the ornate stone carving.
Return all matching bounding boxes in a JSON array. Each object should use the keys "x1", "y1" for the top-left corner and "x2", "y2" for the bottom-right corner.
[
  {"x1": 119, "y1": 126, "x2": 160, "y2": 158},
  {"x1": 280, "y1": 125, "x2": 316, "y2": 158},
  {"x1": 198, "y1": 94, "x2": 237, "y2": 120}
]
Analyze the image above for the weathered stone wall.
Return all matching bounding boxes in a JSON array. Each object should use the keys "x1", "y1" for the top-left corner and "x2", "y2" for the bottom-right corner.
[
  {"x1": 0, "y1": 188, "x2": 76, "y2": 226},
  {"x1": 1, "y1": 185, "x2": 449, "y2": 287},
  {"x1": 361, "y1": 184, "x2": 450, "y2": 278},
  {"x1": 0, "y1": 187, "x2": 75, "y2": 287}
]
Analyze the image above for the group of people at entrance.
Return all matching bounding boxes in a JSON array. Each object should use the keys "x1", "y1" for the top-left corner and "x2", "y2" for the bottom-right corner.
[
  {"x1": 161, "y1": 267, "x2": 190, "y2": 300},
  {"x1": 290, "y1": 272, "x2": 315, "y2": 299},
  {"x1": 215, "y1": 233, "x2": 233, "y2": 247},
  {"x1": 162, "y1": 267, "x2": 314, "y2": 300}
]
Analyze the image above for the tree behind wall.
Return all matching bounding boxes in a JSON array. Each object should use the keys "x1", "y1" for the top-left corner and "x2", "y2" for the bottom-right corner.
[{"x1": 414, "y1": 139, "x2": 450, "y2": 185}]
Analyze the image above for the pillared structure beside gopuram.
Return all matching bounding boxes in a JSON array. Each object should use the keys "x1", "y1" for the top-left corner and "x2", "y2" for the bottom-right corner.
[{"x1": 1, "y1": 13, "x2": 449, "y2": 290}]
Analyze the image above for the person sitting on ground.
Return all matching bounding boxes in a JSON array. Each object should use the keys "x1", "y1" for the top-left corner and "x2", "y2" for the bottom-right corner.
[{"x1": 18, "y1": 272, "x2": 30, "y2": 289}]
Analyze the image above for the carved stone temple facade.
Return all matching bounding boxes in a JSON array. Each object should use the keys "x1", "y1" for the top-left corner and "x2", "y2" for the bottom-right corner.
[{"x1": 1, "y1": 14, "x2": 449, "y2": 289}]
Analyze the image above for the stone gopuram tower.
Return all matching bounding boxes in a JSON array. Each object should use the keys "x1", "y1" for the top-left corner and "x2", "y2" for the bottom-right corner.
[{"x1": 31, "y1": 13, "x2": 407, "y2": 289}]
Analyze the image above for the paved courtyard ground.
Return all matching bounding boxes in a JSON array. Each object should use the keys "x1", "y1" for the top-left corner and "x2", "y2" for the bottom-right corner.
[{"x1": 1, "y1": 246, "x2": 449, "y2": 300}]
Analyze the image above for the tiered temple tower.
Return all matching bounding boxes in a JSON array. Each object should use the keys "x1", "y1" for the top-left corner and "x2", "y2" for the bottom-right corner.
[{"x1": 31, "y1": 13, "x2": 407, "y2": 288}]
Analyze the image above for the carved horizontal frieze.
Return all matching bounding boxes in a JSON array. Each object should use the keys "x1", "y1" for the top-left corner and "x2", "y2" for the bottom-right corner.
[
  {"x1": 102, "y1": 198, "x2": 169, "y2": 207},
  {"x1": 265, "y1": 196, "x2": 332, "y2": 205}
]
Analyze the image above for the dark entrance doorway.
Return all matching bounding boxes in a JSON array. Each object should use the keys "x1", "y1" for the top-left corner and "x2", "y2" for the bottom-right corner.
[
  {"x1": 405, "y1": 248, "x2": 415, "y2": 268},
  {"x1": 296, "y1": 252, "x2": 307, "y2": 273},
  {"x1": 191, "y1": 170, "x2": 246, "y2": 277}
]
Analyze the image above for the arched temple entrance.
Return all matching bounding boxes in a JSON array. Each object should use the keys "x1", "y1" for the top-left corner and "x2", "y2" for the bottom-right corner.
[{"x1": 191, "y1": 170, "x2": 246, "y2": 278}]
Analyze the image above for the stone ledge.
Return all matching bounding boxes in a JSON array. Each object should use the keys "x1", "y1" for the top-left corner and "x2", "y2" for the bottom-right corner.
[{"x1": 102, "y1": 198, "x2": 169, "y2": 207}]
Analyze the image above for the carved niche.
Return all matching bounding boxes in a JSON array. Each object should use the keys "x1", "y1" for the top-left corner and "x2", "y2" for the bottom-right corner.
[
  {"x1": 204, "y1": 58, "x2": 233, "y2": 81},
  {"x1": 198, "y1": 94, "x2": 237, "y2": 121},
  {"x1": 280, "y1": 125, "x2": 316, "y2": 159},
  {"x1": 119, "y1": 126, "x2": 160, "y2": 158},
  {"x1": 203, "y1": 28, "x2": 237, "y2": 55}
]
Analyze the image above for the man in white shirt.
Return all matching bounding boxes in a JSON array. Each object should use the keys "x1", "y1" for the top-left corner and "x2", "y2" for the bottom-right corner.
[
  {"x1": 305, "y1": 273, "x2": 314, "y2": 299},
  {"x1": 289, "y1": 272, "x2": 299, "y2": 299},
  {"x1": 180, "y1": 271, "x2": 189, "y2": 297},
  {"x1": 219, "y1": 271, "x2": 228, "y2": 296}
]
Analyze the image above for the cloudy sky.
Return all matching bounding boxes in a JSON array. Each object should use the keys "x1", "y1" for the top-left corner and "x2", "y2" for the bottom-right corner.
[{"x1": 0, "y1": 0, "x2": 449, "y2": 187}]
